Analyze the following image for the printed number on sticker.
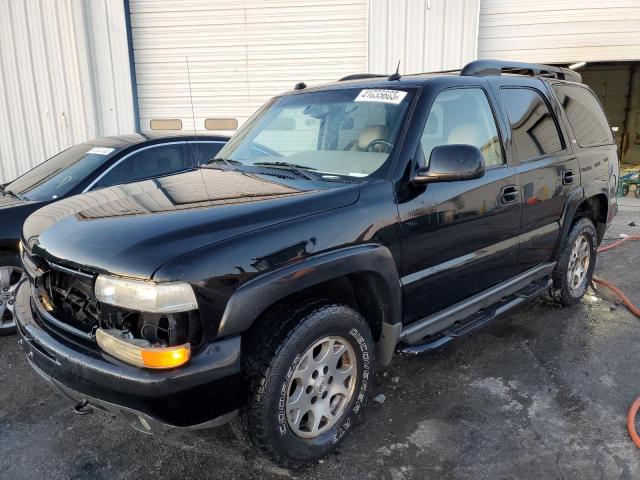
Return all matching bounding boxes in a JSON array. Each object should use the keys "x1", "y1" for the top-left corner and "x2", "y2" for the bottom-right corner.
[
  {"x1": 88, "y1": 147, "x2": 115, "y2": 156},
  {"x1": 355, "y1": 89, "x2": 407, "y2": 105}
]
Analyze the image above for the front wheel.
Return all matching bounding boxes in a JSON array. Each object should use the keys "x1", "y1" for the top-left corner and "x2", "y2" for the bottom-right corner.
[
  {"x1": 552, "y1": 217, "x2": 597, "y2": 306},
  {"x1": 236, "y1": 301, "x2": 375, "y2": 468},
  {"x1": 0, "y1": 253, "x2": 25, "y2": 336}
]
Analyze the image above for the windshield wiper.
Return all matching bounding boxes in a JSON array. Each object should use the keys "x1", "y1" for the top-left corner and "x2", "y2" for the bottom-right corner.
[
  {"x1": 2, "y1": 189, "x2": 24, "y2": 200},
  {"x1": 207, "y1": 157, "x2": 243, "y2": 166},
  {"x1": 201, "y1": 158, "x2": 243, "y2": 170},
  {"x1": 253, "y1": 162, "x2": 319, "y2": 181}
]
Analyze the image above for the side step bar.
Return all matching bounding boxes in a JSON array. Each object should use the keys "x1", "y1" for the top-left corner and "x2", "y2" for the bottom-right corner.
[{"x1": 398, "y1": 262, "x2": 555, "y2": 354}]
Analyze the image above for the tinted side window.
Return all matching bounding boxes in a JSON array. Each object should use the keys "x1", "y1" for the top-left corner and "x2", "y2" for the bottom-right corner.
[
  {"x1": 419, "y1": 88, "x2": 504, "y2": 167},
  {"x1": 94, "y1": 143, "x2": 188, "y2": 188},
  {"x1": 552, "y1": 84, "x2": 614, "y2": 147},
  {"x1": 501, "y1": 88, "x2": 563, "y2": 162},
  {"x1": 190, "y1": 141, "x2": 226, "y2": 165}
]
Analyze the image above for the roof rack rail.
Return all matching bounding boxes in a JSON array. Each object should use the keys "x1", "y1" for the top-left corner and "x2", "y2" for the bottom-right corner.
[
  {"x1": 338, "y1": 73, "x2": 387, "y2": 81},
  {"x1": 460, "y1": 59, "x2": 582, "y2": 83}
]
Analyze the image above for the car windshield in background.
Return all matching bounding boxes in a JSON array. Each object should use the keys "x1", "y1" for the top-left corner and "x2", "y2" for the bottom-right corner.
[
  {"x1": 214, "y1": 88, "x2": 413, "y2": 178},
  {"x1": 4, "y1": 144, "x2": 120, "y2": 201}
]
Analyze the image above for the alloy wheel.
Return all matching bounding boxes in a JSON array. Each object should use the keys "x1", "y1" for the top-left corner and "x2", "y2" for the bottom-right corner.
[
  {"x1": 0, "y1": 266, "x2": 26, "y2": 331},
  {"x1": 567, "y1": 234, "x2": 591, "y2": 293},
  {"x1": 285, "y1": 335, "x2": 357, "y2": 439}
]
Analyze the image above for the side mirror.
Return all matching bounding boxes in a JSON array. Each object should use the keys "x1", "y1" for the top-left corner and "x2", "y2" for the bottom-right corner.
[{"x1": 412, "y1": 144, "x2": 485, "y2": 184}]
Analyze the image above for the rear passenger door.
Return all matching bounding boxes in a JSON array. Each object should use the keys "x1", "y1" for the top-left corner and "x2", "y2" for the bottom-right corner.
[{"x1": 494, "y1": 81, "x2": 580, "y2": 271}]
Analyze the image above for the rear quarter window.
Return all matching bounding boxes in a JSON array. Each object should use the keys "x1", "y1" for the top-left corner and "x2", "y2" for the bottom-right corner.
[
  {"x1": 501, "y1": 87, "x2": 564, "y2": 163},
  {"x1": 552, "y1": 84, "x2": 614, "y2": 148}
]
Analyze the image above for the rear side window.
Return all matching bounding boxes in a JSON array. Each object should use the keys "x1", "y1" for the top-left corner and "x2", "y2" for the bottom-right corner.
[
  {"x1": 552, "y1": 84, "x2": 614, "y2": 147},
  {"x1": 94, "y1": 143, "x2": 188, "y2": 189},
  {"x1": 501, "y1": 88, "x2": 563, "y2": 162}
]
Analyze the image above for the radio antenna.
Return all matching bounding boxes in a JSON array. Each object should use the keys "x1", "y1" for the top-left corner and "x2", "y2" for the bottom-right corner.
[
  {"x1": 185, "y1": 56, "x2": 199, "y2": 163},
  {"x1": 387, "y1": 60, "x2": 401, "y2": 81}
]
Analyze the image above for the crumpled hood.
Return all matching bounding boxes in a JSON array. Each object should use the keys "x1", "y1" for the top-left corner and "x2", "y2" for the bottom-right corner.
[{"x1": 23, "y1": 169, "x2": 359, "y2": 279}]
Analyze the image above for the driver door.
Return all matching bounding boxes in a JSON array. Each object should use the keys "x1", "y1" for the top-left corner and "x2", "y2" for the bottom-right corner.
[{"x1": 399, "y1": 86, "x2": 521, "y2": 324}]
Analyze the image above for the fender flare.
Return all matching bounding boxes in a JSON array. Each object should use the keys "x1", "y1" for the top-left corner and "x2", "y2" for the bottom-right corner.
[
  {"x1": 551, "y1": 186, "x2": 585, "y2": 260},
  {"x1": 218, "y1": 244, "x2": 402, "y2": 365}
]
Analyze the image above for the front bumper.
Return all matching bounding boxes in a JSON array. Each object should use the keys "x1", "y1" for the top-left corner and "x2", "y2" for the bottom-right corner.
[{"x1": 15, "y1": 281, "x2": 241, "y2": 432}]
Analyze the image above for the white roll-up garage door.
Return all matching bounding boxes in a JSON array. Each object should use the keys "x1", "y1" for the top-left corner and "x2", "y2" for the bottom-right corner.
[
  {"x1": 478, "y1": 0, "x2": 640, "y2": 63},
  {"x1": 129, "y1": 0, "x2": 368, "y2": 133}
]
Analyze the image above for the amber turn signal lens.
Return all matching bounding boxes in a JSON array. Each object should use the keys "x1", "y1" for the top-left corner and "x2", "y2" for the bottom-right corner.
[
  {"x1": 140, "y1": 346, "x2": 191, "y2": 369},
  {"x1": 96, "y1": 328, "x2": 191, "y2": 369}
]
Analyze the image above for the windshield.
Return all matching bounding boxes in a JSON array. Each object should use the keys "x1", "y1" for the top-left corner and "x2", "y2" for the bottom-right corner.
[
  {"x1": 4, "y1": 144, "x2": 120, "y2": 201},
  {"x1": 214, "y1": 88, "x2": 413, "y2": 178}
]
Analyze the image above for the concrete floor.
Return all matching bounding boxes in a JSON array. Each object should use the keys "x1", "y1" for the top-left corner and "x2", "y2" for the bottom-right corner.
[{"x1": 1, "y1": 205, "x2": 640, "y2": 480}]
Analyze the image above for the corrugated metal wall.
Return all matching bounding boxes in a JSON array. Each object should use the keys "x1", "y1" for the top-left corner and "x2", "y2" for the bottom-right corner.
[
  {"x1": 368, "y1": 0, "x2": 480, "y2": 74},
  {"x1": 128, "y1": 0, "x2": 368, "y2": 133},
  {"x1": 478, "y1": 0, "x2": 640, "y2": 63},
  {"x1": 0, "y1": 0, "x2": 135, "y2": 185}
]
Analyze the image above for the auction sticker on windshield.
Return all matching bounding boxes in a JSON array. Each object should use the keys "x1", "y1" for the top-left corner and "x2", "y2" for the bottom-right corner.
[
  {"x1": 87, "y1": 147, "x2": 115, "y2": 156},
  {"x1": 355, "y1": 89, "x2": 407, "y2": 105}
]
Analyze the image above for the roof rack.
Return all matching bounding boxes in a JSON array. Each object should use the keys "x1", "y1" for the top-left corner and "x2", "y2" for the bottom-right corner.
[
  {"x1": 338, "y1": 73, "x2": 387, "y2": 81},
  {"x1": 460, "y1": 59, "x2": 582, "y2": 83}
]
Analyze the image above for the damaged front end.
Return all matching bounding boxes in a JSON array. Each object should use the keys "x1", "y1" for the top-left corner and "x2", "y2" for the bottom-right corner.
[
  {"x1": 16, "y1": 246, "x2": 242, "y2": 431},
  {"x1": 30, "y1": 256, "x2": 203, "y2": 369}
]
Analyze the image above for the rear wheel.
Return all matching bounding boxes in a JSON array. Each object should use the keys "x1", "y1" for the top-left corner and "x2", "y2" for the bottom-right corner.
[
  {"x1": 235, "y1": 300, "x2": 375, "y2": 468},
  {"x1": 0, "y1": 252, "x2": 25, "y2": 336},
  {"x1": 552, "y1": 217, "x2": 597, "y2": 306}
]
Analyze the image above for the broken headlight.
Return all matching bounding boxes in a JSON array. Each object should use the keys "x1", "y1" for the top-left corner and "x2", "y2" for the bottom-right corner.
[{"x1": 95, "y1": 275, "x2": 198, "y2": 313}]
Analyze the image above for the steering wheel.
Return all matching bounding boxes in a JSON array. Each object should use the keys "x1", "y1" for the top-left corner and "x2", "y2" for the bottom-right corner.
[{"x1": 366, "y1": 139, "x2": 393, "y2": 153}]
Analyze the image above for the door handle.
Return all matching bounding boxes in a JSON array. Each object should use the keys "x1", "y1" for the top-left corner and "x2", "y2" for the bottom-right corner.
[
  {"x1": 501, "y1": 185, "x2": 519, "y2": 204},
  {"x1": 562, "y1": 169, "x2": 575, "y2": 185}
]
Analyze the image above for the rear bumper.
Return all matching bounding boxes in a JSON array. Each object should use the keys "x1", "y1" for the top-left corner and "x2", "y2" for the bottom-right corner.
[{"x1": 15, "y1": 281, "x2": 241, "y2": 432}]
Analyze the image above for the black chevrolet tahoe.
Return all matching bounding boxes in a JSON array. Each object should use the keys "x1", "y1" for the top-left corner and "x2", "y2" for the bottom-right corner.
[{"x1": 15, "y1": 60, "x2": 618, "y2": 467}]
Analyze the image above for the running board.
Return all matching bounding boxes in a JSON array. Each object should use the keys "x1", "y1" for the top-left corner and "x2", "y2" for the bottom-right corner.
[{"x1": 398, "y1": 263, "x2": 555, "y2": 355}]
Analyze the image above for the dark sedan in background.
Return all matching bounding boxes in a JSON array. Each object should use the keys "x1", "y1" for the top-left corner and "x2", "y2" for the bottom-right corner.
[{"x1": 0, "y1": 133, "x2": 229, "y2": 335}]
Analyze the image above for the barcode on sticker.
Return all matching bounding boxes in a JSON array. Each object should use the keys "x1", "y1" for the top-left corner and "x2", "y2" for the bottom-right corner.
[
  {"x1": 88, "y1": 147, "x2": 115, "y2": 155},
  {"x1": 355, "y1": 89, "x2": 407, "y2": 105}
]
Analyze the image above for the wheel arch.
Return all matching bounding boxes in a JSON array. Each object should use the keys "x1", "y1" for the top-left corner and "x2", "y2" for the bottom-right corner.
[
  {"x1": 553, "y1": 189, "x2": 609, "y2": 260},
  {"x1": 218, "y1": 244, "x2": 402, "y2": 365},
  {"x1": 575, "y1": 193, "x2": 608, "y2": 244}
]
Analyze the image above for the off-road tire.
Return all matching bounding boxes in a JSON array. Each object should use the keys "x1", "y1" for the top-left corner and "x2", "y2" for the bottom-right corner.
[
  {"x1": 552, "y1": 217, "x2": 597, "y2": 306},
  {"x1": 234, "y1": 299, "x2": 375, "y2": 468},
  {"x1": 0, "y1": 251, "x2": 21, "y2": 336}
]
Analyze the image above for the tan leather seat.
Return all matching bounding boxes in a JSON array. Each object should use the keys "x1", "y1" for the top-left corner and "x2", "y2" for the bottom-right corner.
[
  {"x1": 447, "y1": 124, "x2": 502, "y2": 166},
  {"x1": 350, "y1": 125, "x2": 389, "y2": 151}
]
